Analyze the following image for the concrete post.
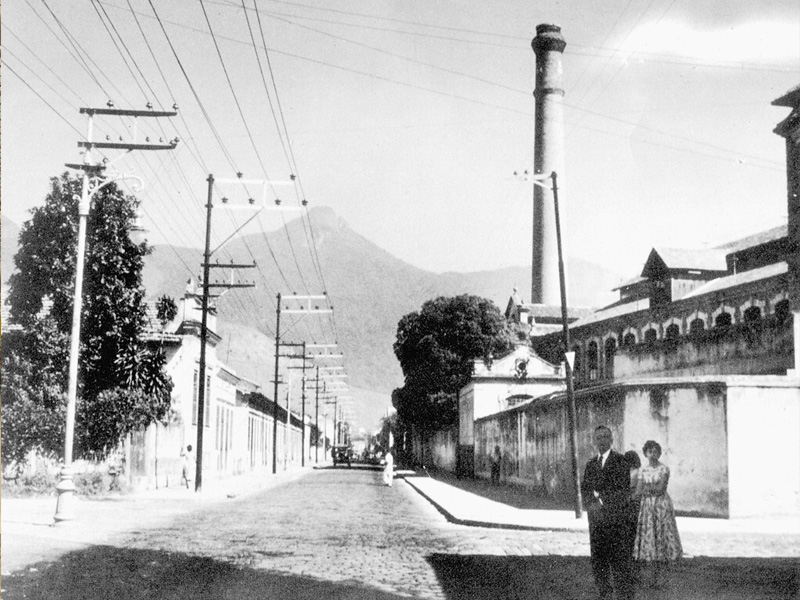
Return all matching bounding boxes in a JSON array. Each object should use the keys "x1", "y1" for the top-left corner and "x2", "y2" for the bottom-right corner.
[{"x1": 531, "y1": 24, "x2": 567, "y2": 306}]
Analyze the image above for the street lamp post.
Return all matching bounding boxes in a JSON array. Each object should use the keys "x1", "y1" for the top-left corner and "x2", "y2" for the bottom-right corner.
[
  {"x1": 532, "y1": 171, "x2": 582, "y2": 518},
  {"x1": 55, "y1": 106, "x2": 177, "y2": 523}
]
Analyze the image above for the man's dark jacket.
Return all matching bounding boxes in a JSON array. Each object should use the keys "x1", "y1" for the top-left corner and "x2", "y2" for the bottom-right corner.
[{"x1": 581, "y1": 450, "x2": 630, "y2": 519}]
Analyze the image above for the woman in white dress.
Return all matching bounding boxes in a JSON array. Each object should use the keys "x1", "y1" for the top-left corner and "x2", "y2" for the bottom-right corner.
[{"x1": 383, "y1": 450, "x2": 394, "y2": 487}]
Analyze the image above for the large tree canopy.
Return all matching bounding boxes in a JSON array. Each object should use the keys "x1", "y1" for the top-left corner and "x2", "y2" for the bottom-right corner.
[
  {"x1": 392, "y1": 294, "x2": 517, "y2": 430},
  {"x1": 2, "y1": 172, "x2": 173, "y2": 467}
]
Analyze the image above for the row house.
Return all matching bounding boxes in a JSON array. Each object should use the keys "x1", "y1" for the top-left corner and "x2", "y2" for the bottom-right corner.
[{"x1": 130, "y1": 282, "x2": 315, "y2": 490}]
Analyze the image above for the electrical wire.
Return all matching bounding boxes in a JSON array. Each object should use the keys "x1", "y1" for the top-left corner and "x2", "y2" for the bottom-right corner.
[{"x1": 0, "y1": 59, "x2": 83, "y2": 136}]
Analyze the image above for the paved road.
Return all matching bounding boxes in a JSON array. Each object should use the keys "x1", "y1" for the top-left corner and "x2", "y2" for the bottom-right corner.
[{"x1": 2, "y1": 467, "x2": 798, "y2": 599}]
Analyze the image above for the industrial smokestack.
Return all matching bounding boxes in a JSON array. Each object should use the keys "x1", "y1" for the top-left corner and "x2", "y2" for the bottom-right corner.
[{"x1": 531, "y1": 24, "x2": 567, "y2": 306}]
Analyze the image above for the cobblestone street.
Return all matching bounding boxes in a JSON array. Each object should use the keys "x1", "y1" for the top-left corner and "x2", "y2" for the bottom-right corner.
[{"x1": 2, "y1": 468, "x2": 798, "y2": 599}]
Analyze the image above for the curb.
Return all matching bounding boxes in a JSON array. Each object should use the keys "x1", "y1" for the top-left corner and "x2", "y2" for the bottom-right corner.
[{"x1": 404, "y1": 477, "x2": 587, "y2": 533}]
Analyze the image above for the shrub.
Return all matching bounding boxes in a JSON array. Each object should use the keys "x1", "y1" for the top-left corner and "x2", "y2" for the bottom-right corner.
[{"x1": 1, "y1": 470, "x2": 59, "y2": 497}]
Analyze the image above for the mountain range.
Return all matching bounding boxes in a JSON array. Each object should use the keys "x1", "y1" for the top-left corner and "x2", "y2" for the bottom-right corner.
[{"x1": 2, "y1": 208, "x2": 622, "y2": 431}]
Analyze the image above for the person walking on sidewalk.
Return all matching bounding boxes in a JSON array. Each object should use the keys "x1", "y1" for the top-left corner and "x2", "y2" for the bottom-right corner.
[
  {"x1": 181, "y1": 444, "x2": 195, "y2": 490},
  {"x1": 383, "y1": 449, "x2": 394, "y2": 487},
  {"x1": 581, "y1": 426, "x2": 634, "y2": 600},
  {"x1": 633, "y1": 440, "x2": 682, "y2": 589},
  {"x1": 490, "y1": 445, "x2": 502, "y2": 486}
]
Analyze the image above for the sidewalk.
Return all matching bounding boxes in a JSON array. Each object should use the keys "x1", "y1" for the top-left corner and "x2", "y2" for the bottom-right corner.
[
  {"x1": 0, "y1": 465, "x2": 311, "y2": 575},
  {"x1": 402, "y1": 470, "x2": 800, "y2": 537}
]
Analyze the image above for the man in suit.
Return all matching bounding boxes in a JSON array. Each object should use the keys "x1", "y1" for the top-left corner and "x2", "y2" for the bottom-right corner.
[{"x1": 581, "y1": 426, "x2": 634, "y2": 600}]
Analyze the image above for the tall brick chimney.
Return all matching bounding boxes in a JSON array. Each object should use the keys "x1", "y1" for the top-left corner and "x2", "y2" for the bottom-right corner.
[{"x1": 531, "y1": 24, "x2": 567, "y2": 306}]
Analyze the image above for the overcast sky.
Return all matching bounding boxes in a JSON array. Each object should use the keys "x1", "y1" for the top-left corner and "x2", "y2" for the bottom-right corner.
[{"x1": 3, "y1": 0, "x2": 798, "y2": 290}]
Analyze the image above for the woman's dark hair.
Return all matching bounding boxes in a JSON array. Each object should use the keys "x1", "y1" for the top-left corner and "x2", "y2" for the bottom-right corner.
[
  {"x1": 642, "y1": 440, "x2": 661, "y2": 456},
  {"x1": 623, "y1": 450, "x2": 641, "y2": 469}
]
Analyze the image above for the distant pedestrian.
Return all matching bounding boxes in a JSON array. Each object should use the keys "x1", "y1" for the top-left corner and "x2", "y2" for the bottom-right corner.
[
  {"x1": 181, "y1": 444, "x2": 195, "y2": 490},
  {"x1": 490, "y1": 445, "x2": 502, "y2": 485},
  {"x1": 633, "y1": 440, "x2": 682, "y2": 589},
  {"x1": 383, "y1": 449, "x2": 394, "y2": 487},
  {"x1": 581, "y1": 426, "x2": 634, "y2": 600}
]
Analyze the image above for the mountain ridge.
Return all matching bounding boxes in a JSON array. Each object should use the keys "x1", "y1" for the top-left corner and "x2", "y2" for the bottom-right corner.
[{"x1": 1, "y1": 208, "x2": 622, "y2": 430}]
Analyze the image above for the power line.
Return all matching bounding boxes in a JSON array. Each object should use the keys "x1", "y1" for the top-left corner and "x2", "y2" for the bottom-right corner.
[
  {"x1": 36, "y1": 0, "x2": 110, "y2": 96},
  {"x1": 198, "y1": 0, "x2": 276, "y2": 190},
  {"x1": 0, "y1": 59, "x2": 83, "y2": 136}
]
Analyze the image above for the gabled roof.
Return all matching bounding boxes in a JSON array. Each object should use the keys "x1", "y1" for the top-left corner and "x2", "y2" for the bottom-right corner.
[
  {"x1": 472, "y1": 344, "x2": 563, "y2": 380},
  {"x1": 642, "y1": 247, "x2": 728, "y2": 276},
  {"x1": 569, "y1": 298, "x2": 650, "y2": 328},
  {"x1": 773, "y1": 83, "x2": 800, "y2": 137},
  {"x1": 681, "y1": 262, "x2": 788, "y2": 299},
  {"x1": 714, "y1": 225, "x2": 788, "y2": 254},
  {"x1": 612, "y1": 275, "x2": 647, "y2": 291},
  {"x1": 518, "y1": 303, "x2": 594, "y2": 320},
  {"x1": 773, "y1": 83, "x2": 800, "y2": 107}
]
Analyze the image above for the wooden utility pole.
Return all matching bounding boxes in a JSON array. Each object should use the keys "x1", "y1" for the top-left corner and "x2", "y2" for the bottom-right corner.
[
  {"x1": 314, "y1": 366, "x2": 320, "y2": 463},
  {"x1": 286, "y1": 344, "x2": 312, "y2": 467},
  {"x1": 272, "y1": 295, "x2": 332, "y2": 473}
]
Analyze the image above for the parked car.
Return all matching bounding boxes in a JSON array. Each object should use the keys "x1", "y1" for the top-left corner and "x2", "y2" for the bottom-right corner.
[{"x1": 331, "y1": 445, "x2": 352, "y2": 468}]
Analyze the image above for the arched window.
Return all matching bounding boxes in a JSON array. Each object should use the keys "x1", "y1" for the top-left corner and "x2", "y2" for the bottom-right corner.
[
  {"x1": 774, "y1": 299, "x2": 791, "y2": 324},
  {"x1": 715, "y1": 311, "x2": 733, "y2": 328},
  {"x1": 743, "y1": 306, "x2": 761, "y2": 323},
  {"x1": 623, "y1": 332, "x2": 636, "y2": 348},
  {"x1": 587, "y1": 341, "x2": 599, "y2": 381},
  {"x1": 604, "y1": 337, "x2": 617, "y2": 379},
  {"x1": 689, "y1": 318, "x2": 705, "y2": 337},
  {"x1": 665, "y1": 323, "x2": 680, "y2": 341},
  {"x1": 644, "y1": 328, "x2": 658, "y2": 344}
]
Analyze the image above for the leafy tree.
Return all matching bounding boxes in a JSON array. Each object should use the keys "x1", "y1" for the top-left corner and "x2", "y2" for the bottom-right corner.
[
  {"x1": 156, "y1": 294, "x2": 178, "y2": 328},
  {"x1": 2, "y1": 172, "x2": 173, "y2": 467},
  {"x1": 391, "y1": 294, "x2": 517, "y2": 430},
  {"x1": 0, "y1": 319, "x2": 69, "y2": 468}
]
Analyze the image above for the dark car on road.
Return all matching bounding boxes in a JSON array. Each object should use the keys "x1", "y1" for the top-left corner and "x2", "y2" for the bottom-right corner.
[{"x1": 331, "y1": 445, "x2": 352, "y2": 468}]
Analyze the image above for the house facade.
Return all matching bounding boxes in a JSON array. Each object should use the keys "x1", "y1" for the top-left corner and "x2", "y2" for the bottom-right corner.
[{"x1": 127, "y1": 283, "x2": 317, "y2": 490}]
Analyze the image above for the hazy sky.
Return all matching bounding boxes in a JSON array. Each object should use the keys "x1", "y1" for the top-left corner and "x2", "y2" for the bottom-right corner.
[{"x1": 3, "y1": 0, "x2": 799, "y2": 291}]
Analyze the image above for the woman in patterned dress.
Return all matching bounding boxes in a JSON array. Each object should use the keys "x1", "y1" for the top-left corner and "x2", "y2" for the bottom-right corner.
[{"x1": 633, "y1": 440, "x2": 682, "y2": 588}]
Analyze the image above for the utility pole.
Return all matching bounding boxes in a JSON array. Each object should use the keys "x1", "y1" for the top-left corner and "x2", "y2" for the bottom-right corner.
[
  {"x1": 314, "y1": 366, "x2": 320, "y2": 463},
  {"x1": 301, "y1": 342, "x2": 308, "y2": 466},
  {"x1": 286, "y1": 343, "x2": 312, "y2": 467},
  {"x1": 313, "y1": 365, "x2": 347, "y2": 463},
  {"x1": 272, "y1": 294, "x2": 332, "y2": 473},
  {"x1": 193, "y1": 176, "x2": 298, "y2": 484},
  {"x1": 531, "y1": 171, "x2": 582, "y2": 519},
  {"x1": 56, "y1": 105, "x2": 177, "y2": 524},
  {"x1": 324, "y1": 398, "x2": 337, "y2": 450},
  {"x1": 309, "y1": 353, "x2": 347, "y2": 457},
  {"x1": 195, "y1": 175, "x2": 257, "y2": 492},
  {"x1": 272, "y1": 294, "x2": 282, "y2": 475},
  {"x1": 551, "y1": 172, "x2": 582, "y2": 518}
]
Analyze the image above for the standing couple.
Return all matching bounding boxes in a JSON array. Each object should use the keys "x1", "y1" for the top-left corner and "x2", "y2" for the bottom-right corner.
[{"x1": 581, "y1": 426, "x2": 682, "y2": 599}]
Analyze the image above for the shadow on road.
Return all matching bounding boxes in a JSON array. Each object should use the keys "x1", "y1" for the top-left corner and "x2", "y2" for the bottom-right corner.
[
  {"x1": 0, "y1": 545, "x2": 411, "y2": 600},
  {"x1": 427, "y1": 554, "x2": 799, "y2": 600},
  {"x1": 423, "y1": 469, "x2": 569, "y2": 511}
]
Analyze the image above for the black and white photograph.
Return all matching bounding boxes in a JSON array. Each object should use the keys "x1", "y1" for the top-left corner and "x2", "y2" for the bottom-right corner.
[{"x1": 2, "y1": 1, "x2": 799, "y2": 598}]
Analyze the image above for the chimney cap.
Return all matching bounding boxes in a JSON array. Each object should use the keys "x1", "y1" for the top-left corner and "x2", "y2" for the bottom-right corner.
[
  {"x1": 532, "y1": 23, "x2": 566, "y2": 54},
  {"x1": 535, "y1": 23, "x2": 562, "y2": 35}
]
